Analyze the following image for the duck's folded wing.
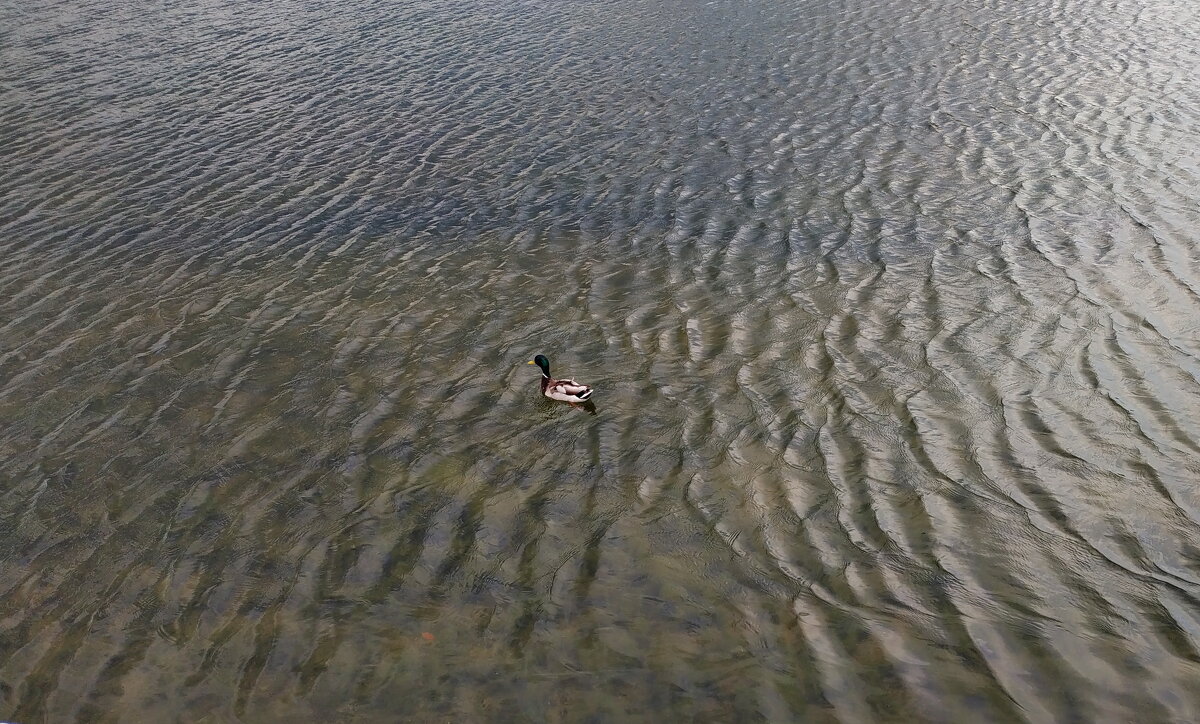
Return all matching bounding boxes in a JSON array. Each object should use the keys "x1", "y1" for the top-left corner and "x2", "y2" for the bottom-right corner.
[{"x1": 551, "y1": 379, "x2": 593, "y2": 398}]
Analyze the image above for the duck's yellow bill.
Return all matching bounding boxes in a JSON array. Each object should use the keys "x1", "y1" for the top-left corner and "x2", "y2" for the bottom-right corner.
[{"x1": 527, "y1": 360, "x2": 534, "y2": 364}]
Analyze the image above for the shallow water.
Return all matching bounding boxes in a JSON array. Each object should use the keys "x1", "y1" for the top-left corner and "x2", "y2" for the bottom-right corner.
[{"x1": 3, "y1": 0, "x2": 1200, "y2": 720}]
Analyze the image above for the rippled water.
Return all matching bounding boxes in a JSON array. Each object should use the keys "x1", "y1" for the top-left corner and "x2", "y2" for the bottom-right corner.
[{"x1": 3, "y1": 0, "x2": 1200, "y2": 719}]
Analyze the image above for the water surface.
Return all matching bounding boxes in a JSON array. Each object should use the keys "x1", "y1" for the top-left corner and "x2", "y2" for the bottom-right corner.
[{"x1": 3, "y1": 0, "x2": 1200, "y2": 720}]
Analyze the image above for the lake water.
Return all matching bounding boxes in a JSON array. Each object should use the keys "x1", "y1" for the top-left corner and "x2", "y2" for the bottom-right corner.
[{"x1": 3, "y1": 0, "x2": 1200, "y2": 720}]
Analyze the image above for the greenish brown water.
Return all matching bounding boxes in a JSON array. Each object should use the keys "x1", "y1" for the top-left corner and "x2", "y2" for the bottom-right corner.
[{"x1": 3, "y1": 0, "x2": 1200, "y2": 720}]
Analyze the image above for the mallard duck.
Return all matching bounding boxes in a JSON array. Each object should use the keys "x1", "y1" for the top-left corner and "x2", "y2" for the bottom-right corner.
[{"x1": 528, "y1": 354, "x2": 594, "y2": 403}]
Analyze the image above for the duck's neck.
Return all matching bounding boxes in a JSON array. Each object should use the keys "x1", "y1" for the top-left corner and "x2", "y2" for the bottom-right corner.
[{"x1": 540, "y1": 373, "x2": 551, "y2": 391}]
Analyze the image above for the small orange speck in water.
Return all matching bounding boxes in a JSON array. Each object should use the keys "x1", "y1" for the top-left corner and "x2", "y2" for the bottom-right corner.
[{"x1": 421, "y1": 632, "x2": 435, "y2": 642}]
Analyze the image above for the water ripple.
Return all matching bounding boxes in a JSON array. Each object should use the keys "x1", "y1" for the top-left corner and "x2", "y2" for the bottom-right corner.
[{"x1": 3, "y1": 0, "x2": 1200, "y2": 719}]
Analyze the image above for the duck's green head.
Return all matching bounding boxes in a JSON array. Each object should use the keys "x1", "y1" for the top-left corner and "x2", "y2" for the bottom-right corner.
[{"x1": 528, "y1": 354, "x2": 550, "y2": 377}]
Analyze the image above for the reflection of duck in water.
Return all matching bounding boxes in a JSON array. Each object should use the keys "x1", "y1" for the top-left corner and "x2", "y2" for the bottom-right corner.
[{"x1": 528, "y1": 354, "x2": 594, "y2": 406}]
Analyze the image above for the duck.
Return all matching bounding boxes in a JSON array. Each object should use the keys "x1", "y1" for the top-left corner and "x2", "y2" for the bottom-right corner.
[{"x1": 528, "y1": 354, "x2": 594, "y2": 403}]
